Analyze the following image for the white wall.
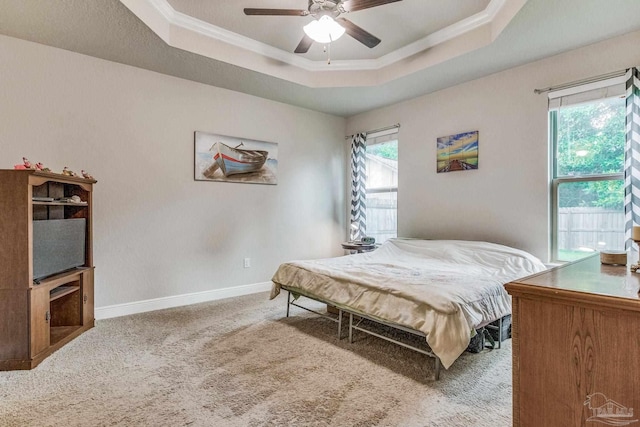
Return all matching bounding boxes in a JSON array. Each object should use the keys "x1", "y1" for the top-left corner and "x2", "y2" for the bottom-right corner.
[
  {"x1": 346, "y1": 30, "x2": 640, "y2": 261},
  {"x1": 0, "y1": 35, "x2": 346, "y2": 310}
]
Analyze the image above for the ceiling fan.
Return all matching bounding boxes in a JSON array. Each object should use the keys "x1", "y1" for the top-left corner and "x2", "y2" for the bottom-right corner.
[{"x1": 244, "y1": 0, "x2": 402, "y2": 54}]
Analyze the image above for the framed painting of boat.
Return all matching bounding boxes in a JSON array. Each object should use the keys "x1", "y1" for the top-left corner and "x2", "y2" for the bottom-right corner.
[
  {"x1": 437, "y1": 130, "x2": 479, "y2": 173},
  {"x1": 194, "y1": 131, "x2": 278, "y2": 185}
]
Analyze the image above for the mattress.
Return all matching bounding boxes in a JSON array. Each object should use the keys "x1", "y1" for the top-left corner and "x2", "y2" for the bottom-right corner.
[{"x1": 271, "y1": 238, "x2": 547, "y2": 369}]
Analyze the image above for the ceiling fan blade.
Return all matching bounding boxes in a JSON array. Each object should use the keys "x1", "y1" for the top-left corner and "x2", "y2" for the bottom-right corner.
[
  {"x1": 244, "y1": 8, "x2": 309, "y2": 16},
  {"x1": 340, "y1": 0, "x2": 402, "y2": 13},
  {"x1": 294, "y1": 35, "x2": 314, "y2": 54},
  {"x1": 336, "y1": 18, "x2": 381, "y2": 48}
]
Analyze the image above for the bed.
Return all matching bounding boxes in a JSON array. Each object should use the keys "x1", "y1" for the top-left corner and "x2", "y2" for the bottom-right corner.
[{"x1": 270, "y1": 238, "x2": 547, "y2": 378}]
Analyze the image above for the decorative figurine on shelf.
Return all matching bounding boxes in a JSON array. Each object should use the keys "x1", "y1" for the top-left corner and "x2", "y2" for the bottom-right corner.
[
  {"x1": 631, "y1": 226, "x2": 640, "y2": 273},
  {"x1": 34, "y1": 162, "x2": 52, "y2": 173},
  {"x1": 62, "y1": 166, "x2": 77, "y2": 177},
  {"x1": 13, "y1": 157, "x2": 35, "y2": 170},
  {"x1": 81, "y1": 170, "x2": 94, "y2": 180}
]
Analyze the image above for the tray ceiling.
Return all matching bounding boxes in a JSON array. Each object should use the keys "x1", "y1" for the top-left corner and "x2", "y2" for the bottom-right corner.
[
  {"x1": 1, "y1": 0, "x2": 640, "y2": 116},
  {"x1": 165, "y1": 0, "x2": 490, "y2": 62},
  {"x1": 120, "y1": 0, "x2": 523, "y2": 87}
]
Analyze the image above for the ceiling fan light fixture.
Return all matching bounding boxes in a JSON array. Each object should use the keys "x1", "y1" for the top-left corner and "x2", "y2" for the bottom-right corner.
[{"x1": 303, "y1": 15, "x2": 345, "y2": 44}]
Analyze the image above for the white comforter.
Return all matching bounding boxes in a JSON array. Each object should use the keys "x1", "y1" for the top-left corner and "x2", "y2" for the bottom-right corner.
[{"x1": 271, "y1": 238, "x2": 546, "y2": 369}]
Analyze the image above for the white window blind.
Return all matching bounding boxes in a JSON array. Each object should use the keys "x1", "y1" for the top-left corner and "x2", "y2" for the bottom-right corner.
[
  {"x1": 366, "y1": 127, "x2": 399, "y2": 145},
  {"x1": 548, "y1": 75, "x2": 626, "y2": 110}
]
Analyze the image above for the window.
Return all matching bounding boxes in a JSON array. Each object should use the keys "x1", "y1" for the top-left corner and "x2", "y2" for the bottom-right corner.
[
  {"x1": 365, "y1": 130, "x2": 398, "y2": 244},
  {"x1": 550, "y1": 81, "x2": 626, "y2": 261}
]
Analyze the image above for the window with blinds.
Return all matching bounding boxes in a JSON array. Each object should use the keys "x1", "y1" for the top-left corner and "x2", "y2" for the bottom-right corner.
[
  {"x1": 365, "y1": 128, "x2": 398, "y2": 243},
  {"x1": 550, "y1": 76, "x2": 626, "y2": 261}
]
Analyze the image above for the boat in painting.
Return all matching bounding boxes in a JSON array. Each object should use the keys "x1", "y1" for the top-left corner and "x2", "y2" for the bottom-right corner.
[{"x1": 211, "y1": 142, "x2": 268, "y2": 177}]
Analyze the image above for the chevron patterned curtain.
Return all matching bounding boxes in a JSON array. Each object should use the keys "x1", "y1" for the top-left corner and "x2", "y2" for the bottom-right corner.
[
  {"x1": 625, "y1": 67, "x2": 640, "y2": 249},
  {"x1": 350, "y1": 133, "x2": 367, "y2": 241}
]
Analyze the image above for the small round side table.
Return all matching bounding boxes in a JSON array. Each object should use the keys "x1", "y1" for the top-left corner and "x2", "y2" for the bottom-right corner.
[{"x1": 341, "y1": 242, "x2": 376, "y2": 254}]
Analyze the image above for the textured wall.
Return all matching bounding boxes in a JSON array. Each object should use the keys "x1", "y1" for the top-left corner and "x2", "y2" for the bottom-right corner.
[
  {"x1": 346, "y1": 30, "x2": 640, "y2": 261},
  {"x1": 0, "y1": 34, "x2": 347, "y2": 308}
]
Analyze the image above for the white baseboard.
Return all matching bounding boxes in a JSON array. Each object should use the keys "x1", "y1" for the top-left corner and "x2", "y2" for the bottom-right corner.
[{"x1": 95, "y1": 281, "x2": 272, "y2": 320}]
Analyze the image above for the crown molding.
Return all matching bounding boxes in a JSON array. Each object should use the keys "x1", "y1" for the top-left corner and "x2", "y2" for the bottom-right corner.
[
  {"x1": 165, "y1": 1, "x2": 314, "y2": 71},
  {"x1": 374, "y1": 1, "x2": 504, "y2": 69},
  {"x1": 120, "y1": 0, "x2": 525, "y2": 86},
  {"x1": 486, "y1": 0, "x2": 507, "y2": 18}
]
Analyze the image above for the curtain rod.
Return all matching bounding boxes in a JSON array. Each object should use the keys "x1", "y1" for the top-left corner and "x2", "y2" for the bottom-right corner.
[
  {"x1": 345, "y1": 123, "x2": 400, "y2": 139},
  {"x1": 534, "y1": 69, "x2": 627, "y2": 94}
]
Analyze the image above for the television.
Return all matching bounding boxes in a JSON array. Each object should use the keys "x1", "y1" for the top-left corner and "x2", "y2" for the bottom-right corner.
[{"x1": 32, "y1": 218, "x2": 86, "y2": 280}]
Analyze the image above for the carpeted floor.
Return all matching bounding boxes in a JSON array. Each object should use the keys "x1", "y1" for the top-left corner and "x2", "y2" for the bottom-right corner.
[{"x1": 0, "y1": 292, "x2": 512, "y2": 426}]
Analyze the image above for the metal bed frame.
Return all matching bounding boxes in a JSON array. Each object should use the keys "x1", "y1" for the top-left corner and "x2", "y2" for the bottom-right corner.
[{"x1": 283, "y1": 286, "x2": 504, "y2": 381}]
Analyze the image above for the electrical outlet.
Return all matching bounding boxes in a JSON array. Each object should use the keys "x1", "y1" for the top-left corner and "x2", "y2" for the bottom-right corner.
[{"x1": 243, "y1": 258, "x2": 251, "y2": 268}]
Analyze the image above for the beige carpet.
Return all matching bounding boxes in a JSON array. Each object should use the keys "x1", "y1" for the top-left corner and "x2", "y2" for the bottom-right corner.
[{"x1": 0, "y1": 292, "x2": 512, "y2": 426}]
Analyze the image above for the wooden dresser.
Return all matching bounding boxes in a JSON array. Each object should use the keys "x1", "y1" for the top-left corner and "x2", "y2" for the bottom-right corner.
[{"x1": 505, "y1": 255, "x2": 640, "y2": 427}]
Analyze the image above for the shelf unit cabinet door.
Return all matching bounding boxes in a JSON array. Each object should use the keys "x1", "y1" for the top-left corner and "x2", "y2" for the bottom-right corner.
[
  {"x1": 82, "y1": 269, "x2": 94, "y2": 326},
  {"x1": 30, "y1": 287, "x2": 50, "y2": 357},
  {"x1": 0, "y1": 171, "x2": 31, "y2": 289},
  {"x1": 0, "y1": 290, "x2": 29, "y2": 361}
]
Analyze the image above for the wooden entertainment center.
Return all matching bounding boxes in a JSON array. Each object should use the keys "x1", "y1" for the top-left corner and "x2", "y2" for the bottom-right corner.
[
  {"x1": 506, "y1": 254, "x2": 640, "y2": 427},
  {"x1": 0, "y1": 170, "x2": 96, "y2": 370}
]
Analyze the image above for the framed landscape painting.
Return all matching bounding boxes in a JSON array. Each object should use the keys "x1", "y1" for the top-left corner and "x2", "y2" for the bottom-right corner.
[
  {"x1": 194, "y1": 131, "x2": 278, "y2": 185},
  {"x1": 437, "y1": 130, "x2": 479, "y2": 173}
]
